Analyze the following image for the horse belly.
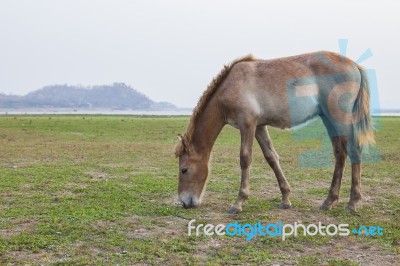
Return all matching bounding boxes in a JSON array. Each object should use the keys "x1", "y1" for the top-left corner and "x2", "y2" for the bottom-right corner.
[
  {"x1": 281, "y1": 78, "x2": 321, "y2": 128},
  {"x1": 254, "y1": 88, "x2": 320, "y2": 129},
  {"x1": 286, "y1": 96, "x2": 320, "y2": 127}
]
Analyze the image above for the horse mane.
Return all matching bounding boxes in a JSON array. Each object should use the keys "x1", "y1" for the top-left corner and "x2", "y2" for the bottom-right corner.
[{"x1": 175, "y1": 54, "x2": 256, "y2": 157}]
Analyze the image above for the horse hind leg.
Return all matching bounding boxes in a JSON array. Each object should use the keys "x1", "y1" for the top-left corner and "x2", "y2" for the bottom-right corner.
[
  {"x1": 346, "y1": 141, "x2": 362, "y2": 212},
  {"x1": 255, "y1": 126, "x2": 291, "y2": 209},
  {"x1": 320, "y1": 135, "x2": 347, "y2": 210}
]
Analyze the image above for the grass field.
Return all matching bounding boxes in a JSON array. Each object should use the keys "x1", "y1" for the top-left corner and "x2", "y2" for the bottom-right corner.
[{"x1": 0, "y1": 115, "x2": 399, "y2": 265}]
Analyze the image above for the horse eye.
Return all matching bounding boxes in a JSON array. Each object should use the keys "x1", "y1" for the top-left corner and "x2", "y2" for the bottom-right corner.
[{"x1": 181, "y1": 168, "x2": 188, "y2": 174}]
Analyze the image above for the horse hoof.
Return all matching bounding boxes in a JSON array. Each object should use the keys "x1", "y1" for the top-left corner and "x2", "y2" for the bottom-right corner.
[
  {"x1": 345, "y1": 206, "x2": 357, "y2": 213},
  {"x1": 279, "y1": 203, "x2": 291, "y2": 209},
  {"x1": 228, "y1": 207, "x2": 240, "y2": 214},
  {"x1": 320, "y1": 204, "x2": 332, "y2": 210}
]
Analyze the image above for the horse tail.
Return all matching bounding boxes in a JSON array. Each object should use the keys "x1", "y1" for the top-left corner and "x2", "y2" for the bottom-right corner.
[{"x1": 352, "y1": 65, "x2": 375, "y2": 146}]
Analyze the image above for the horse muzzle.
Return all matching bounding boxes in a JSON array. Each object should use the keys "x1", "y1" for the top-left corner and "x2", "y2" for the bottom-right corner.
[{"x1": 179, "y1": 193, "x2": 200, "y2": 209}]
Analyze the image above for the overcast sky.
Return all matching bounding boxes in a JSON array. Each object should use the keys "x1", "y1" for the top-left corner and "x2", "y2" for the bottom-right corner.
[{"x1": 0, "y1": 0, "x2": 399, "y2": 109}]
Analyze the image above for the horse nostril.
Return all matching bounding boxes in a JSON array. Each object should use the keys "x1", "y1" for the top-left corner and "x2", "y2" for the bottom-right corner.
[{"x1": 190, "y1": 197, "x2": 193, "y2": 208}]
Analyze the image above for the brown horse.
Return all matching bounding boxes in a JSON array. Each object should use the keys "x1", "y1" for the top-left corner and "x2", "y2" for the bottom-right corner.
[{"x1": 175, "y1": 51, "x2": 374, "y2": 214}]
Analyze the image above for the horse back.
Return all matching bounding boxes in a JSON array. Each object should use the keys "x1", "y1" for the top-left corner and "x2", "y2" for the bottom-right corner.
[{"x1": 218, "y1": 51, "x2": 361, "y2": 129}]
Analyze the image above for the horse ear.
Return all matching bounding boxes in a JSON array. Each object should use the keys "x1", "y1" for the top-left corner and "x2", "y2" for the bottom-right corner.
[
  {"x1": 177, "y1": 134, "x2": 184, "y2": 143},
  {"x1": 175, "y1": 134, "x2": 186, "y2": 157},
  {"x1": 177, "y1": 134, "x2": 186, "y2": 148},
  {"x1": 178, "y1": 134, "x2": 192, "y2": 150}
]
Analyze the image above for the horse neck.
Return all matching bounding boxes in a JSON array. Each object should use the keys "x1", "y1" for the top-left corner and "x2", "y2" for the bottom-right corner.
[{"x1": 190, "y1": 99, "x2": 225, "y2": 159}]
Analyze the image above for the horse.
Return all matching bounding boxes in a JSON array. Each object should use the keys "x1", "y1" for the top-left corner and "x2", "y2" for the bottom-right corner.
[{"x1": 175, "y1": 51, "x2": 374, "y2": 214}]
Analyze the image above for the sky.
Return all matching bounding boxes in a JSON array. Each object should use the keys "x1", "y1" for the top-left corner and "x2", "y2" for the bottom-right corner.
[{"x1": 0, "y1": 0, "x2": 399, "y2": 109}]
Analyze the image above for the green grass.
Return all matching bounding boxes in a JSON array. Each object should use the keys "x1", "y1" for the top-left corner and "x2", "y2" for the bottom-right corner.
[{"x1": 0, "y1": 115, "x2": 399, "y2": 265}]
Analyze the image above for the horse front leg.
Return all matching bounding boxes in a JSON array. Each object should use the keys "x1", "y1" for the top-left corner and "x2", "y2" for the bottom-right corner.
[
  {"x1": 255, "y1": 126, "x2": 292, "y2": 209},
  {"x1": 228, "y1": 123, "x2": 256, "y2": 214}
]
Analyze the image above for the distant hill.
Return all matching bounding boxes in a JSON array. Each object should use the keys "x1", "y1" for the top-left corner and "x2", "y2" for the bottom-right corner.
[{"x1": 0, "y1": 83, "x2": 177, "y2": 110}]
